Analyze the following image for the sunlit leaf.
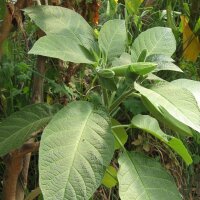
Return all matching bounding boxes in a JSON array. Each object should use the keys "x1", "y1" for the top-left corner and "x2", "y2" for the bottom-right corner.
[
  {"x1": 118, "y1": 152, "x2": 181, "y2": 200},
  {"x1": 39, "y1": 101, "x2": 114, "y2": 200},
  {"x1": 132, "y1": 114, "x2": 192, "y2": 165}
]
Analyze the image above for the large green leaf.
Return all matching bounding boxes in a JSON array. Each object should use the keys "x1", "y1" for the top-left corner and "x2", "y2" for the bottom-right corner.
[
  {"x1": 0, "y1": 103, "x2": 60, "y2": 156},
  {"x1": 24, "y1": 6, "x2": 95, "y2": 50},
  {"x1": 135, "y1": 82, "x2": 200, "y2": 136},
  {"x1": 131, "y1": 27, "x2": 176, "y2": 62},
  {"x1": 39, "y1": 101, "x2": 114, "y2": 200},
  {"x1": 98, "y1": 19, "x2": 127, "y2": 62},
  {"x1": 131, "y1": 115, "x2": 192, "y2": 165},
  {"x1": 118, "y1": 152, "x2": 182, "y2": 200},
  {"x1": 29, "y1": 35, "x2": 95, "y2": 64},
  {"x1": 172, "y1": 79, "x2": 200, "y2": 108}
]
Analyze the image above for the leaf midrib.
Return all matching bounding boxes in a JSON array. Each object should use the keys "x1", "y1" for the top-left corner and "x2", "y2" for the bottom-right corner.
[
  {"x1": 126, "y1": 152, "x2": 151, "y2": 200},
  {"x1": 63, "y1": 106, "x2": 93, "y2": 199}
]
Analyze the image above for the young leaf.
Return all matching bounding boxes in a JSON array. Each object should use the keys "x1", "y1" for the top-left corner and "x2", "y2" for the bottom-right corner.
[
  {"x1": 24, "y1": 6, "x2": 95, "y2": 50},
  {"x1": 111, "y1": 119, "x2": 128, "y2": 150},
  {"x1": 39, "y1": 101, "x2": 114, "y2": 200},
  {"x1": 102, "y1": 165, "x2": 118, "y2": 188},
  {"x1": 98, "y1": 19, "x2": 127, "y2": 62},
  {"x1": 131, "y1": 114, "x2": 192, "y2": 165},
  {"x1": 129, "y1": 62, "x2": 157, "y2": 75},
  {"x1": 118, "y1": 152, "x2": 182, "y2": 200},
  {"x1": 135, "y1": 82, "x2": 200, "y2": 136},
  {"x1": 110, "y1": 62, "x2": 157, "y2": 76},
  {"x1": 29, "y1": 35, "x2": 95, "y2": 64},
  {"x1": 0, "y1": 103, "x2": 60, "y2": 156},
  {"x1": 131, "y1": 27, "x2": 176, "y2": 62}
]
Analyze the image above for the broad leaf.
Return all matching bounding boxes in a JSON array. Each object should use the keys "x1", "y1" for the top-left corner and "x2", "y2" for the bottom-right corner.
[
  {"x1": 146, "y1": 54, "x2": 182, "y2": 72},
  {"x1": 131, "y1": 115, "x2": 192, "y2": 165},
  {"x1": 102, "y1": 165, "x2": 117, "y2": 188},
  {"x1": 172, "y1": 79, "x2": 200, "y2": 108},
  {"x1": 98, "y1": 19, "x2": 126, "y2": 62},
  {"x1": 0, "y1": 103, "x2": 60, "y2": 156},
  {"x1": 135, "y1": 82, "x2": 200, "y2": 136},
  {"x1": 112, "y1": 53, "x2": 132, "y2": 67},
  {"x1": 118, "y1": 152, "x2": 181, "y2": 200},
  {"x1": 29, "y1": 35, "x2": 95, "y2": 64},
  {"x1": 146, "y1": 74, "x2": 164, "y2": 81},
  {"x1": 39, "y1": 101, "x2": 114, "y2": 200},
  {"x1": 24, "y1": 6, "x2": 95, "y2": 50},
  {"x1": 111, "y1": 119, "x2": 128, "y2": 150},
  {"x1": 131, "y1": 27, "x2": 176, "y2": 62}
]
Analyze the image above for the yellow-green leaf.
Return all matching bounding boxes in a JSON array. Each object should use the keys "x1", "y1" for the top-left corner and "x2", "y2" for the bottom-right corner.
[
  {"x1": 181, "y1": 15, "x2": 200, "y2": 62},
  {"x1": 102, "y1": 166, "x2": 118, "y2": 188}
]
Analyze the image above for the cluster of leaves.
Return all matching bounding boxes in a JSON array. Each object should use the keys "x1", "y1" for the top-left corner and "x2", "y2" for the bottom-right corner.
[{"x1": 0, "y1": 1, "x2": 200, "y2": 200}]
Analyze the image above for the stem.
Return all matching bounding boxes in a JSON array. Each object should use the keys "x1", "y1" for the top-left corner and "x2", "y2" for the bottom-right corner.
[
  {"x1": 166, "y1": 0, "x2": 177, "y2": 32},
  {"x1": 36, "y1": 0, "x2": 41, "y2": 5},
  {"x1": 102, "y1": 88, "x2": 109, "y2": 108},
  {"x1": 109, "y1": 88, "x2": 140, "y2": 114},
  {"x1": 112, "y1": 131, "x2": 126, "y2": 151},
  {"x1": 112, "y1": 124, "x2": 131, "y2": 129}
]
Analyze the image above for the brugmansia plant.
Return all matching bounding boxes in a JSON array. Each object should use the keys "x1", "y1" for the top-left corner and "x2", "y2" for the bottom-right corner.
[{"x1": 1, "y1": 5, "x2": 200, "y2": 200}]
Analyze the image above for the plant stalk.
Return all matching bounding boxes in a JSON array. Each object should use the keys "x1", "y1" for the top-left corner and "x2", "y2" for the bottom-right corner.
[{"x1": 109, "y1": 88, "x2": 140, "y2": 114}]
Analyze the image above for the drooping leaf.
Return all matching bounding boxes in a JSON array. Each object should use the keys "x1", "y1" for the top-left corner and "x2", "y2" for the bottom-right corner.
[
  {"x1": 171, "y1": 79, "x2": 200, "y2": 108},
  {"x1": 181, "y1": 16, "x2": 200, "y2": 62},
  {"x1": 0, "y1": 103, "x2": 60, "y2": 156},
  {"x1": 98, "y1": 19, "x2": 127, "y2": 62},
  {"x1": 29, "y1": 35, "x2": 95, "y2": 64},
  {"x1": 111, "y1": 119, "x2": 128, "y2": 150},
  {"x1": 102, "y1": 165, "x2": 118, "y2": 188},
  {"x1": 131, "y1": 114, "x2": 192, "y2": 165},
  {"x1": 118, "y1": 152, "x2": 182, "y2": 200},
  {"x1": 24, "y1": 6, "x2": 95, "y2": 50},
  {"x1": 39, "y1": 101, "x2": 114, "y2": 200},
  {"x1": 135, "y1": 82, "x2": 200, "y2": 136},
  {"x1": 131, "y1": 27, "x2": 176, "y2": 62}
]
